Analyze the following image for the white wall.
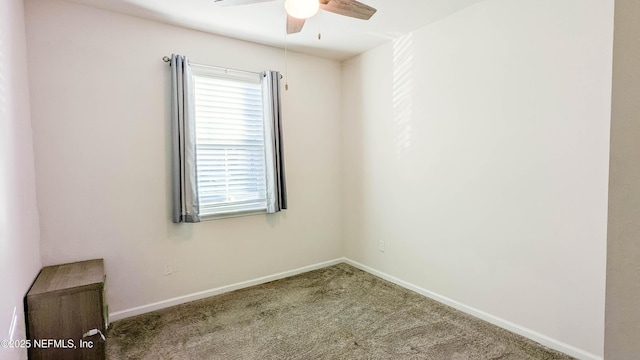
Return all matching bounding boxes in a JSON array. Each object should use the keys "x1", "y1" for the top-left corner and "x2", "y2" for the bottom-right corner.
[
  {"x1": 20, "y1": 0, "x2": 619, "y2": 357},
  {"x1": 605, "y1": 0, "x2": 640, "y2": 358},
  {"x1": 25, "y1": 0, "x2": 343, "y2": 316},
  {"x1": 0, "y1": 0, "x2": 43, "y2": 359},
  {"x1": 342, "y1": 0, "x2": 613, "y2": 357}
]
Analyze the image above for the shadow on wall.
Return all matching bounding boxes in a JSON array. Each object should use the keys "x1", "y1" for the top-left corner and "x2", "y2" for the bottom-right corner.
[
  {"x1": 392, "y1": 32, "x2": 413, "y2": 158},
  {"x1": 0, "y1": 28, "x2": 5, "y2": 116},
  {"x1": 0, "y1": 20, "x2": 11, "y2": 231},
  {"x1": 0, "y1": 12, "x2": 5, "y2": 238}
]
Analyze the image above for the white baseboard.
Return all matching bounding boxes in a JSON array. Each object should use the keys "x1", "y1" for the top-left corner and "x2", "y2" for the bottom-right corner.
[
  {"x1": 343, "y1": 258, "x2": 602, "y2": 360},
  {"x1": 109, "y1": 258, "x2": 345, "y2": 322},
  {"x1": 109, "y1": 257, "x2": 601, "y2": 360}
]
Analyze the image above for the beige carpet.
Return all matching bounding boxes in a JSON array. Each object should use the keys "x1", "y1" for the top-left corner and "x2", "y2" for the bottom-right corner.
[{"x1": 107, "y1": 263, "x2": 574, "y2": 359}]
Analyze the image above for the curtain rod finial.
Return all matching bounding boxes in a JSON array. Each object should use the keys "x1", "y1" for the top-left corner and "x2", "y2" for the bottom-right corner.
[{"x1": 163, "y1": 56, "x2": 170, "y2": 63}]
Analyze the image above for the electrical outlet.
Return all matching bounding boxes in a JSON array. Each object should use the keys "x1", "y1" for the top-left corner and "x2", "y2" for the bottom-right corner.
[
  {"x1": 163, "y1": 262, "x2": 173, "y2": 276},
  {"x1": 379, "y1": 240, "x2": 385, "y2": 252}
]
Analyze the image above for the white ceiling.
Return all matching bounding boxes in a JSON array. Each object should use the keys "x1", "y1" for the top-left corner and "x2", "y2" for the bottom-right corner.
[{"x1": 67, "y1": 0, "x2": 486, "y2": 61}]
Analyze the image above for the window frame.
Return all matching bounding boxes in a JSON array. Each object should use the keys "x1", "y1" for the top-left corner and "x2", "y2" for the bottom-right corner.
[{"x1": 190, "y1": 65, "x2": 270, "y2": 220}]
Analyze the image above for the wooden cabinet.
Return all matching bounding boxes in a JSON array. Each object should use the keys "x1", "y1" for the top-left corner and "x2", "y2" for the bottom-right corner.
[{"x1": 26, "y1": 259, "x2": 107, "y2": 360}]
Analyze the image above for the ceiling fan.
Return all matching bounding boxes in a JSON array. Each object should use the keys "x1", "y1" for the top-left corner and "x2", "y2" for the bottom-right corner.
[{"x1": 213, "y1": 0, "x2": 377, "y2": 34}]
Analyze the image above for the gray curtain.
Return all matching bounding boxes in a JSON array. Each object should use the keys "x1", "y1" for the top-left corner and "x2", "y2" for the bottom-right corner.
[
  {"x1": 171, "y1": 54, "x2": 200, "y2": 223},
  {"x1": 262, "y1": 71, "x2": 288, "y2": 213}
]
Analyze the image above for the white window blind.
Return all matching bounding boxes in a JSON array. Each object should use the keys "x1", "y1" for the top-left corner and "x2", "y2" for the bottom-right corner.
[{"x1": 192, "y1": 67, "x2": 268, "y2": 217}]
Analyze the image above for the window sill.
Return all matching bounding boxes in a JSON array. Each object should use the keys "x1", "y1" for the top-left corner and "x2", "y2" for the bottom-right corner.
[{"x1": 199, "y1": 209, "x2": 267, "y2": 221}]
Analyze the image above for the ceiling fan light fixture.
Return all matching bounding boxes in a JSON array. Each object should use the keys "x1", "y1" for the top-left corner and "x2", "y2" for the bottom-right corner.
[{"x1": 284, "y1": 0, "x2": 319, "y2": 19}]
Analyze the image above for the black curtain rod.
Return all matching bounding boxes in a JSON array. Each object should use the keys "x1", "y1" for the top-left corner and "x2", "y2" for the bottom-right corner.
[{"x1": 162, "y1": 56, "x2": 264, "y2": 77}]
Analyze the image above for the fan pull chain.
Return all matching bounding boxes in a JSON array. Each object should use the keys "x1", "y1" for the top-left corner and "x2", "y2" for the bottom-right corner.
[{"x1": 284, "y1": 19, "x2": 289, "y2": 91}]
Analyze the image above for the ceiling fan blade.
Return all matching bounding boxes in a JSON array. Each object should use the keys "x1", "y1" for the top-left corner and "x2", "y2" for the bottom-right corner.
[
  {"x1": 287, "y1": 15, "x2": 306, "y2": 34},
  {"x1": 320, "y1": 0, "x2": 377, "y2": 20},
  {"x1": 213, "y1": 0, "x2": 276, "y2": 6}
]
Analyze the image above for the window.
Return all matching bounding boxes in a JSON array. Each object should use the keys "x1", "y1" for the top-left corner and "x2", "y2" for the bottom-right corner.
[
  {"x1": 169, "y1": 54, "x2": 286, "y2": 223},
  {"x1": 192, "y1": 66, "x2": 268, "y2": 217}
]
